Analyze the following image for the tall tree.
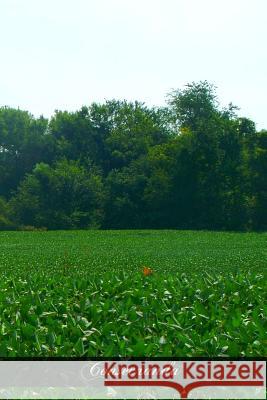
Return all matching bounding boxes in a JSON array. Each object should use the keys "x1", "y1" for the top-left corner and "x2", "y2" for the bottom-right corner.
[
  {"x1": 249, "y1": 130, "x2": 267, "y2": 230},
  {"x1": 11, "y1": 159, "x2": 106, "y2": 229},
  {"x1": 0, "y1": 107, "x2": 50, "y2": 198},
  {"x1": 0, "y1": 82, "x2": 266, "y2": 231}
]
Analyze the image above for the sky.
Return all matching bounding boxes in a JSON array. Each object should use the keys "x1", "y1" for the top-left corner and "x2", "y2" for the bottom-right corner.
[{"x1": 0, "y1": 0, "x2": 266, "y2": 129}]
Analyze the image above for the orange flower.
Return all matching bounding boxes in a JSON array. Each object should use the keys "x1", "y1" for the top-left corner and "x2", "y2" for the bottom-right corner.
[{"x1": 143, "y1": 266, "x2": 153, "y2": 276}]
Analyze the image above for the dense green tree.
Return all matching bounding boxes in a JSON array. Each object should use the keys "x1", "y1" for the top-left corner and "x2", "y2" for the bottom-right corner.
[
  {"x1": 167, "y1": 81, "x2": 219, "y2": 130},
  {"x1": 0, "y1": 197, "x2": 14, "y2": 229},
  {"x1": 249, "y1": 130, "x2": 267, "y2": 229},
  {"x1": 0, "y1": 107, "x2": 50, "y2": 198},
  {"x1": 48, "y1": 108, "x2": 107, "y2": 169},
  {"x1": 167, "y1": 82, "x2": 249, "y2": 230},
  {"x1": 104, "y1": 161, "x2": 148, "y2": 229},
  {"x1": 11, "y1": 159, "x2": 106, "y2": 229},
  {"x1": 0, "y1": 82, "x2": 266, "y2": 231},
  {"x1": 89, "y1": 100, "x2": 170, "y2": 171}
]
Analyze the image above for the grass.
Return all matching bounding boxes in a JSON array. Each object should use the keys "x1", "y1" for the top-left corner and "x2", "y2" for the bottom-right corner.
[{"x1": 0, "y1": 230, "x2": 266, "y2": 357}]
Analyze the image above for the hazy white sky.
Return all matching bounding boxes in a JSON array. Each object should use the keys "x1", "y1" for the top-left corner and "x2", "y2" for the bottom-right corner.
[{"x1": 0, "y1": 0, "x2": 266, "y2": 128}]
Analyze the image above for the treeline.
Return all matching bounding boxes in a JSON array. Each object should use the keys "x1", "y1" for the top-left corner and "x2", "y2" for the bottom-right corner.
[{"x1": 0, "y1": 81, "x2": 266, "y2": 231}]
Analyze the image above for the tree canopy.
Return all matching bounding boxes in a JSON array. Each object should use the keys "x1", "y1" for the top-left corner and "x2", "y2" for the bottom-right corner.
[{"x1": 0, "y1": 82, "x2": 266, "y2": 230}]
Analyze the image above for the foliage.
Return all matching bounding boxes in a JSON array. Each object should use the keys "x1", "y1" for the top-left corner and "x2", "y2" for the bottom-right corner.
[
  {"x1": 0, "y1": 107, "x2": 50, "y2": 198},
  {"x1": 11, "y1": 159, "x2": 106, "y2": 229},
  {"x1": 249, "y1": 130, "x2": 267, "y2": 230},
  {"x1": 0, "y1": 82, "x2": 266, "y2": 230},
  {"x1": 0, "y1": 230, "x2": 266, "y2": 357},
  {"x1": 0, "y1": 197, "x2": 14, "y2": 229}
]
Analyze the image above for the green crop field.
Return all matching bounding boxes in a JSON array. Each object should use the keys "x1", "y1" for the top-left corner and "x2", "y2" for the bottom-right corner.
[{"x1": 0, "y1": 230, "x2": 266, "y2": 357}]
